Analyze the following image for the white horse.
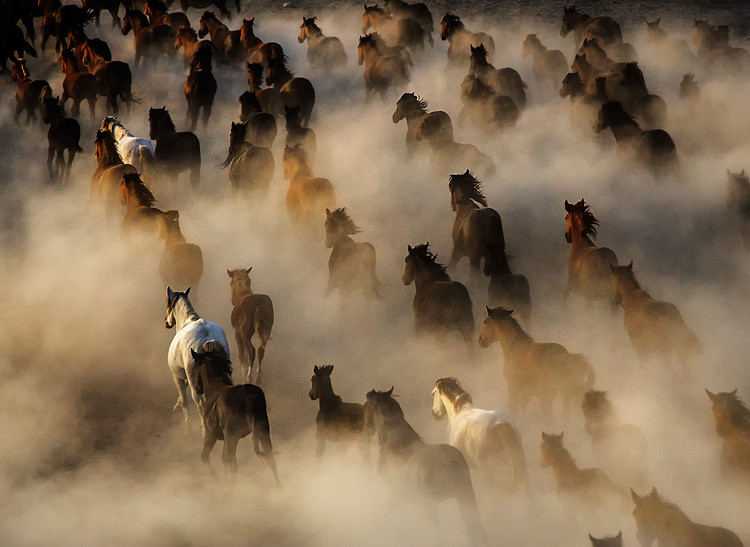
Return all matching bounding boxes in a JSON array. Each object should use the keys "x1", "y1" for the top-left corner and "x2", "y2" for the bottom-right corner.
[
  {"x1": 101, "y1": 116, "x2": 154, "y2": 173},
  {"x1": 165, "y1": 287, "x2": 230, "y2": 427},
  {"x1": 432, "y1": 377, "x2": 528, "y2": 490}
]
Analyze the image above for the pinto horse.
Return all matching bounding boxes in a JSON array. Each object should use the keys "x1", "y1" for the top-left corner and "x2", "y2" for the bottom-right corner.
[{"x1": 101, "y1": 115, "x2": 154, "y2": 173}]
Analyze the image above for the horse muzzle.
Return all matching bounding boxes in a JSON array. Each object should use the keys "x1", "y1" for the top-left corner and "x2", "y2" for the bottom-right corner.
[
  {"x1": 298, "y1": 36, "x2": 304, "y2": 44},
  {"x1": 431, "y1": 410, "x2": 444, "y2": 420},
  {"x1": 565, "y1": 231, "x2": 572, "y2": 243}
]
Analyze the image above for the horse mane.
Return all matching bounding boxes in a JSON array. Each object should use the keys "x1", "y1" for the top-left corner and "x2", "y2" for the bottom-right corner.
[
  {"x1": 359, "y1": 33, "x2": 376, "y2": 48},
  {"x1": 122, "y1": 173, "x2": 156, "y2": 206},
  {"x1": 95, "y1": 129, "x2": 123, "y2": 165},
  {"x1": 623, "y1": 62, "x2": 646, "y2": 86},
  {"x1": 443, "y1": 12, "x2": 463, "y2": 29},
  {"x1": 268, "y1": 55, "x2": 293, "y2": 77},
  {"x1": 125, "y1": 9, "x2": 149, "y2": 25},
  {"x1": 569, "y1": 199, "x2": 599, "y2": 240},
  {"x1": 303, "y1": 17, "x2": 322, "y2": 34},
  {"x1": 449, "y1": 170, "x2": 487, "y2": 207},
  {"x1": 178, "y1": 26, "x2": 198, "y2": 40},
  {"x1": 436, "y1": 377, "x2": 473, "y2": 411},
  {"x1": 488, "y1": 306, "x2": 532, "y2": 342},
  {"x1": 239, "y1": 90, "x2": 261, "y2": 112},
  {"x1": 409, "y1": 243, "x2": 451, "y2": 281},
  {"x1": 221, "y1": 122, "x2": 248, "y2": 168},
  {"x1": 471, "y1": 43, "x2": 488, "y2": 59},
  {"x1": 611, "y1": 263, "x2": 641, "y2": 289},
  {"x1": 150, "y1": 107, "x2": 176, "y2": 134},
  {"x1": 715, "y1": 391, "x2": 750, "y2": 433},
  {"x1": 327, "y1": 208, "x2": 361, "y2": 235},
  {"x1": 199, "y1": 341, "x2": 233, "y2": 386},
  {"x1": 400, "y1": 92, "x2": 428, "y2": 112}
]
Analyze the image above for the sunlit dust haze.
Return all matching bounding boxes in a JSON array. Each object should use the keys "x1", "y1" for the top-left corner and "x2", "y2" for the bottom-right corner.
[{"x1": 1, "y1": 0, "x2": 750, "y2": 545}]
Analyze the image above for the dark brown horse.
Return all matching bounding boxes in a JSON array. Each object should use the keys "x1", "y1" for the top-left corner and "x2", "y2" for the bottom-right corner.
[
  {"x1": 309, "y1": 364, "x2": 369, "y2": 459},
  {"x1": 148, "y1": 106, "x2": 201, "y2": 186},
  {"x1": 284, "y1": 105, "x2": 316, "y2": 164},
  {"x1": 392, "y1": 92, "x2": 453, "y2": 158},
  {"x1": 184, "y1": 47, "x2": 217, "y2": 130},
  {"x1": 362, "y1": 4, "x2": 425, "y2": 54},
  {"x1": 238, "y1": 91, "x2": 277, "y2": 148},
  {"x1": 80, "y1": 0, "x2": 121, "y2": 27},
  {"x1": 174, "y1": 25, "x2": 219, "y2": 65},
  {"x1": 247, "y1": 61, "x2": 284, "y2": 118},
  {"x1": 484, "y1": 241, "x2": 531, "y2": 326},
  {"x1": 158, "y1": 210, "x2": 204, "y2": 292},
  {"x1": 144, "y1": 0, "x2": 189, "y2": 33},
  {"x1": 227, "y1": 268, "x2": 274, "y2": 385},
  {"x1": 220, "y1": 121, "x2": 274, "y2": 195},
  {"x1": 39, "y1": 0, "x2": 94, "y2": 53},
  {"x1": 726, "y1": 169, "x2": 750, "y2": 250},
  {"x1": 440, "y1": 12, "x2": 494, "y2": 64},
  {"x1": 357, "y1": 33, "x2": 410, "y2": 101},
  {"x1": 469, "y1": 44, "x2": 527, "y2": 110},
  {"x1": 121, "y1": 8, "x2": 175, "y2": 65},
  {"x1": 459, "y1": 74, "x2": 519, "y2": 132},
  {"x1": 266, "y1": 56, "x2": 316, "y2": 126},
  {"x1": 67, "y1": 24, "x2": 111, "y2": 68},
  {"x1": 60, "y1": 47, "x2": 97, "y2": 118},
  {"x1": 120, "y1": 172, "x2": 164, "y2": 237},
  {"x1": 199, "y1": 11, "x2": 242, "y2": 62},
  {"x1": 0, "y1": 20, "x2": 37, "y2": 74},
  {"x1": 240, "y1": 17, "x2": 284, "y2": 68},
  {"x1": 191, "y1": 343, "x2": 280, "y2": 483},
  {"x1": 81, "y1": 46, "x2": 135, "y2": 114},
  {"x1": 705, "y1": 389, "x2": 750, "y2": 484},
  {"x1": 560, "y1": 5, "x2": 622, "y2": 48},
  {"x1": 402, "y1": 243, "x2": 474, "y2": 344},
  {"x1": 298, "y1": 17, "x2": 347, "y2": 71},
  {"x1": 383, "y1": 0, "x2": 434, "y2": 45},
  {"x1": 631, "y1": 487, "x2": 743, "y2": 547},
  {"x1": 12, "y1": 58, "x2": 51, "y2": 125},
  {"x1": 324, "y1": 208, "x2": 381, "y2": 298},
  {"x1": 364, "y1": 387, "x2": 487, "y2": 545},
  {"x1": 42, "y1": 96, "x2": 82, "y2": 183},
  {"x1": 91, "y1": 129, "x2": 137, "y2": 212}
]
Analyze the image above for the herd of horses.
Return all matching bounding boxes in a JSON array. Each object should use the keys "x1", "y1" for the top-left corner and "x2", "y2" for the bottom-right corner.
[{"x1": 4, "y1": 0, "x2": 750, "y2": 544}]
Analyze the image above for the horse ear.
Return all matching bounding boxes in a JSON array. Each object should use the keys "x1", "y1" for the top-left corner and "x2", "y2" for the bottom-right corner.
[
  {"x1": 627, "y1": 260, "x2": 633, "y2": 270},
  {"x1": 485, "y1": 306, "x2": 491, "y2": 316},
  {"x1": 227, "y1": 269, "x2": 232, "y2": 277},
  {"x1": 326, "y1": 208, "x2": 331, "y2": 217},
  {"x1": 246, "y1": 267, "x2": 252, "y2": 274},
  {"x1": 706, "y1": 388, "x2": 716, "y2": 401},
  {"x1": 386, "y1": 386, "x2": 394, "y2": 396},
  {"x1": 650, "y1": 487, "x2": 658, "y2": 498},
  {"x1": 190, "y1": 348, "x2": 199, "y2": 359},
  {"x1": 631, "y1": 488, "x2": 641, "y2": 503},
  {"x1": 609, "y1": 263, "x2": 616, "y2": 273},
  {"x1": 408, "y1": 244, "x2": 413, "y2": 252},
  {"x1": 564, "y1": 200, "x2": 573, "y2": 212},
  {"x1": 732, "y1": 388, "x2": 738, "y2": 397},
  {"x1": 185, "y1": 287, "x2": 191, "y2": 296},
  {"x1": 167, "y1": 286, "x2": 174, "y2": 299},
  {"x1": 313, "y1": 365, "x2": 319, "y2": 372},
  {"x1": 616, "y1": 532, "x2": 622, "y2": 540}
]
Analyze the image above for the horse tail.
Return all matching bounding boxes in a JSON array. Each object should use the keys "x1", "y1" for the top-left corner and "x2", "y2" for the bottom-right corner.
[
  {"x1": 247, "y1": 387, "x2": 273, "y2": 456},
  {"x1": 139, "y1": 146, "x2": 154, "y2": 166},
  {"x1": 254, "y1": 305, "x2": 273, "y2": 343},
  {"x1": 493, "y1": 422, "x2": 528, "y2": 490}
]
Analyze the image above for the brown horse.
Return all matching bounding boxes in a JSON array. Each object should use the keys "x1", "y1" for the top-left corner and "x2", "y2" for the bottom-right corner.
[
  {"x1": 298, "y1": 17, "x2": 347, "y2": 71},
  {"x1": 227, "y1": 268, "x2": 274, "y2": 385},
  {"x1": 12, "y1": 58, "x2": 52, "y2": 125},
  {"x1": 631, "y1": 487, "x2": 744, "y2": 547},
  {"x1": 199, "y1": 11, "x2": 242, "y2": 62},
  {"x1": 610, "y1": 262, "x2": 702, "y2": 367},
  {"x1": 559, "y1": 72, "x2": 608, "y2": 137},
  {"x1": 705, "y1": 389, "x2": 750, "y2": 484},
  {"x1": 39, "y1": 0, "x2": 94, "y2": 53},
  {"x1": 120, "y1": 172, "x2": 164, "y2": 237},
  {"x1": 247, "y1": 62, "x2": 284, "y2": 118},
  {"x1": 148, "y1": 106, "x2": 201, "y2": 187},
  {"x1": 392, "y1": 92, "x2": 453, "y2": 158},
  {"x1": 309, "y1": 364, "x2": 369, "y2": 459},
  {"x1": 726, "y1": 169, "x2": 750, "y2": 250},
  {"x1": 564, "y1": 199, "x2": 619, "y2": 302},
  {"x1": 582, "y1": 389, "x2": 649, "y2": 489},
  {"x1": 174, "y1": 26, "x2": 220, "y2": 66},
  {"x1": 121, "y1": 9, "x2": 176, "y2": 66},
  {"x1": 238, "y1": 91, "x2": 277, "y2": 148},
  {"x1": 282, "y1": 144, "x2": 335, "y2": 223},
  {"x1": 91, "y1": 129, "x2": 137, "y2": 212},
  {"x1": 447, "y1": 170, "x2": 504, "y2": 272},
  {"x1": 469, "y1": 44, "x2": 527, "y2": 110},
  {"x1": 81, "y1": 46, "x2": 135, "y2": 114},
  {"x1": 679, "y1": 73, "x2": 700, "y2": 101},
  {"x1": 589, "y1": 532, "x2": 623, "y2": 547},
  {"x1": 645, "y1": 19, "x2": 694, "y2": 67},
  {"x1": 220, "y1": 121, "x2": 274, "y2": 195},
  {"x1": 560, "y1": 5, "x2": 623, "y2": 48},
  {"x1": 571, "y1": 52, "x2": 649, "y2": 114},
  {"x1": 440, "y1": 12, "x2": 494, "y2": 64},
  {"x1": 325, "y1": 208, "x2": 381, "y2": 298},
  {"x1": 540, "y1": 432, "x2": 628, "y2": 513},
  {"x1": 692, "y1": 19, "x2": 750, "y2": 74},
  {"x1": 402, "y1": 243, "x2": 474, "y2": 344},
  {"x1": 383, "y1": 0, "x2": 434, "y2": 45},
  {"x1": 184, "y1": 48, "x2": 217, "y2": 130},
  {"x1": 357, "y1": 33, "x2": 410, "y2": 101},
  {"x1": 180, "y1": 0, "x2": 231, "y2": 20},
  {"x1": 459, "y1": 74, "x2": 519, "y2": 132},
  {"x1": 362, "y1": 4, "x2": 425, "y2": 53},
  {"x1": 67, "y1": 25, "x2": 111, "y2": 68},
  {"x1": 364, "y1": 387, "x2": 487, "y2": 545},
  {"x1": 240, "y1": 17, "x2": 284, "y2": 68},
  {"x1": 158, "y1": 210, "x2": 203, "y2": 292},
  {"x1": 479, "y1": 307, "x2": 595, "y2": 418},
  {"x1": 60, "y1": 47, "x2": 97, "y2": 119},
  {"x1": 521, "y1": 34, "x2": 568, "y2": 88},
  {"x1": 191, "y1": 343, "x2": 280, "y2": 484},
  {"x1": 1, "y1": 14, "x2": 37, "y2": 71},
  {"x1": 266, "y1": 56, "x2": 316, "y2": 126},
  {"x1": 42, "y1": 96, "x2": 82, "y2": 183},
  {"x1": 484, "y1": 241, "x2": 531, "y2": 326},
  {"x1": 284, "y1": 105, "x2": 316, "y2": 164},
  {"x1": 144, "y1": 0, "x2": 190, "y2": 33}
]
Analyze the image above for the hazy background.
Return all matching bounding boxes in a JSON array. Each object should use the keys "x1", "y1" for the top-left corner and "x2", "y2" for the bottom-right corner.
[{"x1": 1, "y1": 1, "x2": 749, "y2": 544}]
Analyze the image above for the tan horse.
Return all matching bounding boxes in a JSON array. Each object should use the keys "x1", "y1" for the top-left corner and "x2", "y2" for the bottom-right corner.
[
  {"x1": 325, "y1": 208, "x2": 381, "y2": 299},
  {"x1": 227, "y1": 268, "x2": 274, "y2": 385},
  {"x1": 119, "y1": 172, "x2": 164, "y2": 237},
  {"x1": 610, "y1": 262, "x2": 701, "y2": 367},
  {"x1": 564, "y1": 199, "x2": 619, "y2": 302},
  {"x1": 357, "y1": 33, "x2": 410, "y2": 101},
  {"x1": 540, "y1": 432, "x2": 628, "y2": 512},
  {"x1": 298, "y1": 16, "x2": 347, "y2": 71},
  {"x1": 522, "y1": 34, "x2": 568, "y2": 88},
  {"x1": 91, "y1": 129, "x2": 137, "y2": 213},
  {"x1": 282, "y1": 144, "x2": 335, "y2": 223},
  {"x1": 220, "y1": 121, "x2": 274, "y2": 195},
  {"x1": 158, "y1": 210, "x2": 203, "y2": 292},
  {"x1": 479, "y1": 307, "x2": 595, "y2": 418},
  {"x1": 198, "y1": 11, "x2": 242, "y2": 62},
  {"x1": 440, "y1": 12, "x2": 494, "y2": 64},
  {"x1": 362, "y1": 4, "x2": 425, "y2": 53},
  {"x1": 247, "y1": 62, "x2": 284, "y2": 118},
  {"x1": 631, "y1": 487, "x2": 744, "y2": 547},
  {"x1": 705, "y1": 389, "x2": 750, "y2": 484}
]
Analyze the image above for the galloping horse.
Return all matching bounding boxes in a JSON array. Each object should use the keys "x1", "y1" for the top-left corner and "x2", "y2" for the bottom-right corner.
[
  {"x1": 324, "y1": 208, "x2": 381, "y2": 298},
  {"x1": 459, "y1": 74, "x2": 519, "y2": 132},
  {"x1": 560, "y1": 5, "x2": 623, "y2": 48},
  {"x1": 447, "y1": 170, "x2": 504, "y2": 272},
  {"x1": 432, "y1": 377, "x2": 528, "y2": 490},
  {"x1": 238, "y1": 91, "x2": 277, "y2": 148},
  {"x1": 610, "y1": 262, "x2": 702, "y2": 367},
  {"x1": 191, "y1": 343, "x2": 280, "y2": 484},
  {"x1": 165, "y1": 287, "x2": 230, "y2": 427},
  {"x1": 362, "y1": 4, "x2": 425, "y2": 54},
  {"x1": 227, "y1": 267, "x2": 274, "y2": 385},
  {"x1": 42, "y1": 96, "x2": 82, "y2": 183},
  {"x1": 402, "y1": 243, "x2": 474, "y2": 344},
  {"x1": 12, "y1": 58, "x2": 52, "y2": 125},
  {"x1": 484, "y1": 241, "x2": 531, "y2": 325},
  {"x1": 144, "y1": 0, "x2": 190, "y2": 33},
  {"x1": 469, "y1": 44, "x2": 527, "y2": 110},
  {"x1": 240, "y1": 17, "x2": 284, "y2": 68},
  {"x1": 726, "y1": 169, "x2": 750, "y2": 250},
  {"x1": 564, "y1": 199, "x2": 619, "y2": 302},
  {"x1": 357, "y1": 33, "x2": 410, "y2": 101},
  {"x1": 101, "y1": 116, "x2": 154, "y2": 173},
  {"x1": 148, "y1": 106, "x2": 201, "y2": 186},
  {"x1": 383, "y1": 0, "x2": 434, "y2": 45},
  {"x1": 559, "y1": 72, "x2": 607, "y2": 136},
  {"x1": 705, "y1": 389, "x2": 750, "y2": 483},
  {"x1": 199, "y1": 11, "x2": 242, "y2": 62},
  {"x1": 266, "y1": 56, "x2": 316, "y2": 126},
  {"x1": 631, "y1": 487, "x2": 744, "y2": 547},
  {"x1": 91, "y1": 129, "x2": 137, "y2": 212},
  {"x1": 479, "y1": 307, "x2": 595, "y2": 419},
  {"x1": 364, "y1": 388, "x2": 487, "y2": 545},
  {"x1": 184, "y1": 47, "x2": 217, "y2": 130},
  {"x1": 284, "y1": 105, "x2": 316, "y2": 163},
  {"x1": 158, "y1": 210, "x2": 204, "y2": 292},
  {"x1": 282, "y1": 144, "x2": 336, "y2": 223},
  {"x1": 174, "y1": 26, "x2": 220, "y2": 66},
  {"x1": 521, "y1": 33, "x2": 568, "y2": 88},
  {"x1": 309, "y1": 365, "x2": 369, "y2": 459},
  {"x1": 221, "y1": 121, "x2": 274, "y2": 195},
  {"x1": 298, "y1": 17, "x2": 347, "y2": 71},
  {"x1": 247, "y1": 62, "x2": 284, "y2": 118},
  {"x1": 119, "y1": 172, "x2": 163, "y2": 237},
  {"x1": 121, "y1": 9, "x2": 176, "y2": 66},
  {"x1": 60, "y1": 47, "x2": 97, "y2": 118},
  {"x1": 440, "y1": 12, "x2": 494, "y2": 64},
  {"x1": 392, "y1": 92, "x2": 453, "y2": 158},
  {"x1": 81, "y1": 46, "x2": 135, "y2": 114}
]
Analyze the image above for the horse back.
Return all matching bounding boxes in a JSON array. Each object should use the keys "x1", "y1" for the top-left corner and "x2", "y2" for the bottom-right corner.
[
  {"x1": 232, "y1": 293, "x2": 274, "y2": 332},
  {"x1": 689, "y1": 523, "x2": 744, "y2": 547},
  {"x1": 408, "y1": 443, "x2": 475, "y2": 501},
  {"x1": 583, "y1": 16, "x2": 623, "y2": 46}
]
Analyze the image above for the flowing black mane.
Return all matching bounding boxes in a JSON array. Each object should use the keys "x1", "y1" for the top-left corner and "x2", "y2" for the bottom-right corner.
[
  {"x1": 399, "y1": 92, "x2": 428, "y2": 113},
  {"x1": 95, "y1": 129, "x2": 123, "y2": 166},
  {"x1": 567, "y1": 199, "x2": 600, "y2": 239},
  {"x1": 408, "y1": 243, "x2": 451, "y2": 281},
  {"x1": 327, "y1": 207, "x2": 360, "y2": 235},
  {"x1": 149, "y1": 107, "x2": 176, "y2": 135},
  {"x1": 442, "y1": 12, "x2": 464, "y2": 32},
  {"x1": 449, "y1": 170, "x2": 487, "y2": 207},
  {"x1": 122, "y1": 173, "x2": 156, "y2": 206},
  {"x1": 196, "y1": 340, "x2": 233, "y2": 386},
  {"x1": 712, "y1": 391, "x2": 750, "y2": 433},
  {"x1": 178, "y1": 26, "x2": 199, "y2": 41}
]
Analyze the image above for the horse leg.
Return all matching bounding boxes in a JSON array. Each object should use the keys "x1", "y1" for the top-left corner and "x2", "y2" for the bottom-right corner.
[
  {"x1": 247, "y1": 343, "x2": 256, "y2": 384},
  {"x1": 65, "y1": 149, "x2": 77, "y2": 183},
  {"x1": 88, "y1": 96, "x2": 96, "y2": 119},
  {"x1": 172, "y1": 375, "x2": 191, "y2": 427},
  {"x1": 457, "y1": 487, "x2": 487, "y2": 546},
  {"x1": 255, "y1": 336, "x2": 266, "y2": 386},
  {"x1": 201, "y1": 432, "x2": 218, "y2": 474},
  {"x1": 202, "y1": 104, "x2": 212, "y2": 128},
  {"x1": 222, "y1": 434, "x2": 240, "y2": 474},
  {"x1": 47, "y1": 146, "x2": 56, "y2": 180},
  {"x1": 469, "y1": 254, "x2": 482, "y2": 274},
  {"x1": 14, "y1": 101, "x2": 22, "y2": 124},
  {"x1": 72, "y1": 98, "x2": 81, "y2": 119},
  {"x1": 190, "y1": 162, "x2": 200, "y2": 188},
  {"x1": 315, "y1": 430, "x2": 326, "y2": 459},
  {"x1": 235, "y1": 331, "x2": 248, "y2": 383}
]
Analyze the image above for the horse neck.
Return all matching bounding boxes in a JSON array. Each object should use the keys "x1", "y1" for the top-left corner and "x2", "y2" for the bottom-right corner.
[
  {"x1": 486, "y1": 249, "x2": 511, "y2": 276},
  {"x1": 614, "y1": 277, "x2": 649, "y2": 309},
  {"x1": 454, "y1": 198, "x2": 479, "y2": 221},
  {"x1": 440, "y1": 393, "x2": 467, "y2": 422},
  {"x1": 331, "y1": 233, "x2": 354, "y2": 251},
  {"x1": 316, "y1": 380, "x2": 342, "y2": 411},
  {"x1": 114, "y1": 125, "x2": 131, "y2": 140},
  {"x1": 230, "y1": 283, "x2": 253, "y2": 306},
  {"x1": 608, "y1": 117, "x2": 641, "y2": 142},
  {"x1": 286, "y1": 158, "x2": 312, "y2": 181},
  {"x1": 569, "y1": 226, "x2": 596, "y2": 250},
  {"x1": 492, "y1": 319, "x2": 531, "y2": 355},
  {"x1": 527, "y1": 39, "x2": 545, "y2": 55},
  {"x1": 163, "y1": 227, "x2": 187, "y2": 246},
  {"x1": 472, "y1": 57, "x2": 495, "y2": 77},
  {"x1": 403, "y1": 104, "x2": 426, "y2": 124},
  {"x1": 174, "y1": 296, "x2": 200, "y2": 328},
  {"x1": 411, "y1": 266, "x2": 444, "y2": 291},
  {"x1": 200, "y1": 371, "x2": 233, "y2": 401},
  {"x1": 270, "y1": 66, "x2": 292, "y2": 88},
  {"x1": 547, "y1": 445, "x2": 580, "y2": 481}
]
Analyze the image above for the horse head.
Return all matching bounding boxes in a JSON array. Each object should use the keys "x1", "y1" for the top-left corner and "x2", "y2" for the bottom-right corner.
[
  {"x1": 309, "y1": 364, "x2": 333, "y2": 400},
  {"x1": 478, "y1": 306, "x2": 516, "y2": 347},
  {"x1": 631, "y1": 487, "x2": 663, "y2": 547}
]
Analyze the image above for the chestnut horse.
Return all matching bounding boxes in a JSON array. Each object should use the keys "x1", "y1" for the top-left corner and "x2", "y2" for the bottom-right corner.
[
  {"x1": 282, "y1": 144, "x2": 335, "y2": 223},
  {"x1": 357, "y1": 33, "x2": 410, "y2": 101}
]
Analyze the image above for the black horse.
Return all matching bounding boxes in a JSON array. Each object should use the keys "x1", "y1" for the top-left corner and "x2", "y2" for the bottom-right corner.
[{"x1": 148, "y1": 106, "x2": 201, "y2": 187}]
